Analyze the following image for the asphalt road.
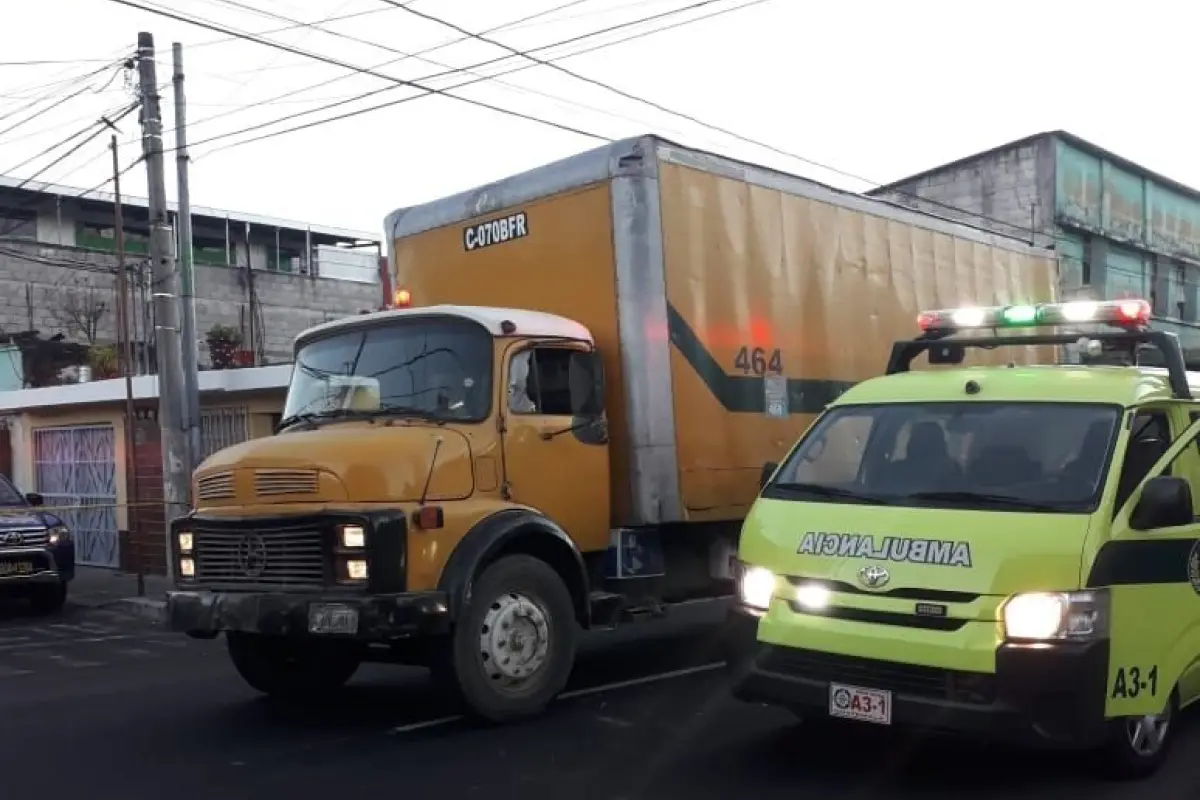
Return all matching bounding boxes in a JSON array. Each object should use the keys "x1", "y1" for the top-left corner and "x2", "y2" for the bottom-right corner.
[{"x1": 2, "y1": 598, "x2": 1200, "y2": 799}]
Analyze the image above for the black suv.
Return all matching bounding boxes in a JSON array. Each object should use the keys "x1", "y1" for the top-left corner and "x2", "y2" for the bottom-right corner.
[{"x1": 0, "y1": 474, "x2": 74, "y2": 613}]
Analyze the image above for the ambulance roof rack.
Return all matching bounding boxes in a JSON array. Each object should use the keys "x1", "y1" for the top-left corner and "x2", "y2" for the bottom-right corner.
[{"x1": 885, "y1": 298, "x2": 1193, "y2": 400}]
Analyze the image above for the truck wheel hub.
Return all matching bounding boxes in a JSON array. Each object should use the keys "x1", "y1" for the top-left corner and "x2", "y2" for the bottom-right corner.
[{"x1": 479, "y1": 591, "x2": 550, "y2": 684}]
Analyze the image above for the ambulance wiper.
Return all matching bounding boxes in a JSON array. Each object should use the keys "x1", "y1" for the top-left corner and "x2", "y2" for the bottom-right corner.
[
  {"x1": 771, "y1": 482, "x2": 890, "y2": 505},
  {"x1": 902, "y1": 490, "x2": 1060, "y2": 511}
]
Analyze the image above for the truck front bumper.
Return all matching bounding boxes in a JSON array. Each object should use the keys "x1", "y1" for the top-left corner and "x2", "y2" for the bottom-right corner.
[
  {"x1": 166, "y1": 589, "x2": 452, "y2": 641},
  {"x1": 725, "y1": 606, "x2": 1111, "y2": 749}
]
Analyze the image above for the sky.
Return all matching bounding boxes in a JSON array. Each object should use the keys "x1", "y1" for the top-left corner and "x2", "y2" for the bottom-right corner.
[{"x1": 1, "y1": 0, "x2": 1197, "y2": 238}]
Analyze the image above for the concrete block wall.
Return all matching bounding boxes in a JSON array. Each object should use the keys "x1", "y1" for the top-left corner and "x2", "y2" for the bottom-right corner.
[
  {"x1": 868, "y1": 137, "x2": 1058, "y2": 249},
  {"x1": 0, "y1": 242, "x2": 380, "y2": 366}
]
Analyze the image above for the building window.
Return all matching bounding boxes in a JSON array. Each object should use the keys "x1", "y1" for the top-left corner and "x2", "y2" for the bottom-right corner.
[
  {"x1": 1080, "y1": 234, "x2": 1092, "y2": 285},
  {"x1": 0, "y1": 209, "x2": 37, "y2": 240}
]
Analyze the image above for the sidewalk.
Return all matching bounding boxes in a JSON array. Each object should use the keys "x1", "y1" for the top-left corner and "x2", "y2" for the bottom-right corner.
[{"x1": 70, "y1": 566, "x2": 171, "y2": 623}]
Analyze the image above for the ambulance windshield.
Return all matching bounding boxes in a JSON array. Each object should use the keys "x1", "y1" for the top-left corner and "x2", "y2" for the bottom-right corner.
[
  {"x1": 282, "y1": 316, "x2": 493, "y2": 426},
  {"x1": 767, "y1": 402, "x2": 1122, "y2": 513}
]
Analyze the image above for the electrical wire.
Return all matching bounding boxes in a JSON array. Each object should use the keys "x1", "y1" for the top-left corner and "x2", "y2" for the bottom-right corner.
[
  {"x1": 177, "y1": 0, "x2": 726, "y2": 145},
  {"x1": 192, "y1": 0, "x2": 772, "y2": 156},
  {"x1": 106, "y1": 0, "x2": 616, "y2": 142},
  {"x1": 2, "y1": 101, "x2": 138, "y2": 178},
  {"x1": 180, "y1": 0, "x2": 596, "y2": 133}
]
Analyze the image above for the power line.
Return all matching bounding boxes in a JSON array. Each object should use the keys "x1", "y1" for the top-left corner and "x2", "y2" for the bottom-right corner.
[
  {"x1": 180, "y1": 0, "x2": 596, "y2": 133},
  {"x1": 106, "y1": 0, "x2": 614, "y2": 141},
  {"x1": 2, "y1": 101, "x2": 137, "y2": 178},
  {"x1": 185, "y1": 0, "x2": 416, "y2": 49},
  {"x1": 181, "y1": 0, "x2": 719, "y2": 143},
  {"x1": 192, "y1": 0, "x2": 772, "y2": 156}
]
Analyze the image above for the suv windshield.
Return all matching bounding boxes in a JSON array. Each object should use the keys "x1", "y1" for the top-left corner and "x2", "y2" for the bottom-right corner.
[
  {"x1": 766, "y1": 402, "x2": 1121, "y2": 513},
  {"x1": 282, "y1": 316, "x2": 493, "y2": 425}
]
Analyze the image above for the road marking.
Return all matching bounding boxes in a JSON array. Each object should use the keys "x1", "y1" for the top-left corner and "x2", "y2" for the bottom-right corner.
[
  {"x1": 0, "y1": 635, "x2": 31, "y2": 646},
  {"x1": 47, "y1": 654, "x2": 104, "y2": 668},
  {"x1": 0, "y1": 664, "x2": 32, "y2": 677},
  {"x1": 558, "y1": 662, "x2": 725, "y2": 700},
  {"x1": 386, "y1": 661, "x2": 726, "y2": 735}
]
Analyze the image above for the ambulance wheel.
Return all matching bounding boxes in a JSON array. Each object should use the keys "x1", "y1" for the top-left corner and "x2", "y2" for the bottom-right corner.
[
  {"x1": 440, "y1": 554, "x2": 578, "y2": 723},
  {"x1": 1098, "y1": 692, "x2": 1178, "y2": 781}
]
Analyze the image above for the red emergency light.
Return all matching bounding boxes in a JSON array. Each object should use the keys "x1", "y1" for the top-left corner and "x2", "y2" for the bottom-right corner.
[{"x1": 393, "y1": 288, "x2": 412, "y2": 308}]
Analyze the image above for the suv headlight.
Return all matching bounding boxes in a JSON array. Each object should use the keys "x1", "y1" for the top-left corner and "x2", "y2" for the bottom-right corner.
[
  {"x1": 48, "y1": 525, "x2": 70, "y2": 545},
  {"x1": 739, "y1": 565, "x2": 776, "y2": 611},
  {"x1": 1002, "y1": 589, "x2": 1109, "y2": 641}
]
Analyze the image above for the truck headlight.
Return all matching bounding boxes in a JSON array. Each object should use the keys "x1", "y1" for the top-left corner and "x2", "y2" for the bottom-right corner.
[
  {"x1": 48, "y1": 525, "x2": 71, "y2": 545},
  {"x1": 739, "y1": 565, "x2": 776, "y2": 610},
  {"x1": 339, "y1": 525, "x2": 365, "y2": 549},
  {"x1": 178, "y1": 532, "x2": 194, "y2": 553},
  {"x1": 1002, "y1": 589, "x2": 1109, "y2": 641}
]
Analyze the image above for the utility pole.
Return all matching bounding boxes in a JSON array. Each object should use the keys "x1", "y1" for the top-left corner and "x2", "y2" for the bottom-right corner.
[
  {"x1": 137, "y1": 32, "x2": 187, "y2": 582},
  {"x1": 112, "y1": 135, "x2": 144, "y2": 598},
  {"x1": 172, "y1": 42, "x2": 201, "y2": 473}
]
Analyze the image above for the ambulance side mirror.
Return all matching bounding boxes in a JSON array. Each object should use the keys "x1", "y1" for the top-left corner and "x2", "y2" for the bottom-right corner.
[
  {"x1": 759, "y1": 461, "x2": 778, "y2": 490},
  {"x1": 1130, "y1": 476, "x2": 1194, "y2": 530}
]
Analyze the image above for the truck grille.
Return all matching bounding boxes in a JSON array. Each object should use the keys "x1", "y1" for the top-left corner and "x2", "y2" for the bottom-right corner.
[
  {"x1": 193, "y1": 524, "x2": 325, "y2": 588},
  {"x1": 254, "y1": 469, "x2": 318, "y2": 497},
  {"x1": 759, "y1": 647, "x2": 996, "y2": 705},
  {"x1": 0, "y1": 529, "x2": 48, "y2": 548},
  {"x1": 196, "y1": 472, "x2": 235, "y2": 501}
]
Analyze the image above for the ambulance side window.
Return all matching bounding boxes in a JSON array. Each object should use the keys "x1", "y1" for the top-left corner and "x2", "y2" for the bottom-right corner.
[{"x1": 1114, "y1": 410, "x2": 1172, "y2": 513}]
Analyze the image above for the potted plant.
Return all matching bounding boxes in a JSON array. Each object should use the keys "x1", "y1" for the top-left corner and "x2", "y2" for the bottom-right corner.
[
  {"x1": 87, "y1": 344, "x2": 119, "y2": 379},
  {"x1": 206, "y1": 324, "x2": 243, "y2": 369}
]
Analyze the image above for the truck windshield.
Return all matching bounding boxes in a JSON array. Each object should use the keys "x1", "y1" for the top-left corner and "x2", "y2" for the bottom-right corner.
[
  {"x1": 766, "y1": 402, "x2": 1122, "y2": 513},
  {"x1": 282, "y1": 317, "x2": 493, "y2": 425}
]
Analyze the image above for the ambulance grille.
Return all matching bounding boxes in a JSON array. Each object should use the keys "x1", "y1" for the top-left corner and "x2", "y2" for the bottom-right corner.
[{"x1": 760, "y1": 648, "x2": 996, "y2": 705}]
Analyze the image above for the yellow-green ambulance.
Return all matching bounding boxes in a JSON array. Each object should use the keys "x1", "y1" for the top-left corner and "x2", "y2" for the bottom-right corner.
[{"x1": 728, "y1": 297, "x2": 1200, "y2": 780}]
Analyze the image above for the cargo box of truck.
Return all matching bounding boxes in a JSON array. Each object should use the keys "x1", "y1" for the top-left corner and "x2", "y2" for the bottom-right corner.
[{"x1": 386, "y1": 135, "x2": 1059, "y2": 531}]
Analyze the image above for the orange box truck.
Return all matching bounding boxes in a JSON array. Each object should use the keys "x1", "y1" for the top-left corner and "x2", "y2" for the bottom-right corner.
[{"x1": 165, "y1": 135, "x2": 1057, "y2": 723}]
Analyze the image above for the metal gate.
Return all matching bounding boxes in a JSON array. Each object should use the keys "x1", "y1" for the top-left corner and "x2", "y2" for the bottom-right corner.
[
  {"x1": 200, "y1": 406, "x2": 249, "y2": 460},
  {"x1": 32, "y1": 425, "x2": 119, "y2": 568}
]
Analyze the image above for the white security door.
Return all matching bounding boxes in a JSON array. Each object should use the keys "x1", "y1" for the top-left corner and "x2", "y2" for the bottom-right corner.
[{"x1": 33, "y1": 425, "x2": 119, "y2": 568}]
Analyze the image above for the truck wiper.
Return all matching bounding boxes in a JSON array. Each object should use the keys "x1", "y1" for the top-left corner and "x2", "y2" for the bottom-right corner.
[
  {"x1": 901, "y1": 490, "x2": 1060, "y2": 511},
  {"x1": 770, "y1": 482, "x2": 890, "y2": 505},
  {"x1": 276, "y1": 412, "x2": 321, "y2": 432}
]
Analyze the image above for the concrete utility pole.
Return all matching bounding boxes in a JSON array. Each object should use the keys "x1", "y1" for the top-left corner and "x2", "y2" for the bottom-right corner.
[
  {"x1": 172, "y1": 42, "x2": 201, "y2": 474},
  {"x1": 112, "y1": 134, "x2": 145, "y2": 598},
  {"x1": 137, "y1": 31, "x2": 187, "y2": 581}
]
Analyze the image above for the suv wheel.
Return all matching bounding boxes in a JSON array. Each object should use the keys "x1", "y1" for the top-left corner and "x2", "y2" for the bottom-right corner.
[{"x1": 29, "y1": 581, "x2": 67, "y2": 614}]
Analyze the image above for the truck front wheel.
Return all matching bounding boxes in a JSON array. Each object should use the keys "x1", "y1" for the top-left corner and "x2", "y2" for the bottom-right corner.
[
  {"x1": 226, "y1": 632, "x2": 360, "y2": 700},
  {"x1": 441, "y1": 554, "x2": 578, "y2": 723}
]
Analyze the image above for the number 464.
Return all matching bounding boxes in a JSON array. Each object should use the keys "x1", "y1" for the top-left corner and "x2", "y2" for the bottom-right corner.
[{"x1": 734, "y1": 346, "x2": 782, "y2": 376}]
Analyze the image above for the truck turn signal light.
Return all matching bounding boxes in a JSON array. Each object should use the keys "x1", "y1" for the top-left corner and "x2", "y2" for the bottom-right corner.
[
  {"x1": 394, "y1": 288, "x2": 412, "y2": 308},
  {"x1": 917, "y1": 298, "x2": 1151, "y2": 333}
]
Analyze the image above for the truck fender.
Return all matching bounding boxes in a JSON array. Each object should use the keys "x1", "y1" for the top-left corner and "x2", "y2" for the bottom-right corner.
[{"x1": 437, "y1": 509, "x2": 591, "y2": 627}]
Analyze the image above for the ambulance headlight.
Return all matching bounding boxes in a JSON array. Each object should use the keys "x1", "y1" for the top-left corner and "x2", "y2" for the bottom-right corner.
[
  {"x1": 739, "y1": 566, "x2": 777, "y2": 611},
  {"x1": 1002, "y1": 589, "x2": 1109, "y2": 641}
]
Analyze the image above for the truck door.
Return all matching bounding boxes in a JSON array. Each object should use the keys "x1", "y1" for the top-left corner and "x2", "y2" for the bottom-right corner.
[
  {"x1": 1096, "y1": 411, "x2": 1200, "y2": 721},
  {"x1": 501, "y1": 341, "x2": 610, "y2": 553}
]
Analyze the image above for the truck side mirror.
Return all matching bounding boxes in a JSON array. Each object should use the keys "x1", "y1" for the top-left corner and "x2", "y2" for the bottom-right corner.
[
  {"x1": 1130, "y1": 476, "x2": 1193, "y2": 530},
  {"x1": 24, "y1": 492, "x2": 44, "y2": 507},
  {"x1": 759, "y1": 461, "x2": 778, "y2": 490},
  {"x1": 569, "y1": 351, "x2": 605, "y2": 417}
]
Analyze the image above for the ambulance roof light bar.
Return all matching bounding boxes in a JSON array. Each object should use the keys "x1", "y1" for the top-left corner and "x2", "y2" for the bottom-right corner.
[{"x1": 917, "y1": 298, "x2": 1152, "y2": 334}]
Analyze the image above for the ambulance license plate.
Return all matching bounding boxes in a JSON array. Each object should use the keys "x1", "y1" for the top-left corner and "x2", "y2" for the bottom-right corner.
[{"x1": 829, "y1": 683, "x2": 892, "y2": 725}]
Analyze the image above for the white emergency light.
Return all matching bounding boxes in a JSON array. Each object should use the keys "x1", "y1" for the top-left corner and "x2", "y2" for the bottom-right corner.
[{"x1": 917, "y1": 298, "x2": 1151, "y2": 333}]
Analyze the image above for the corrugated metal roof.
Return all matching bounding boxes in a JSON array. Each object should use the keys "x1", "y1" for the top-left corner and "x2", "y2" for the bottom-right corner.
[{"x1": 0, "y1": 173, "x2": 380, "y2": 243}]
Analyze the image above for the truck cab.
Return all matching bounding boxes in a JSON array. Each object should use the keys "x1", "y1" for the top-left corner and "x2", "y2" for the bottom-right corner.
[
  {"x1": 167, "y1": 304, "x2": 615, "y2": 721},
  {"x1": 727, "y1": 297, "x2": 1200, "y2": 780}
]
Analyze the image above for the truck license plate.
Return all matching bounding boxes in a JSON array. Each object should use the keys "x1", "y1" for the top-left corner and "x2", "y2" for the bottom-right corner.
[
  {"x1": 308, "y1": 603, "x2": 359, "y2": 635},
  {"x1": 829, "y1": 683, "x2": 892, "y2": 725},
  {"x1": 0, "y1": 561, "x2": 33, "y2": 577}
]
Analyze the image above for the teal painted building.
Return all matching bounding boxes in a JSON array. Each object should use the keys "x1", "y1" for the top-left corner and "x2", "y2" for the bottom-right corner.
[{"x1": 869, "y1": 131, "x2": 1200, "y2": 360}]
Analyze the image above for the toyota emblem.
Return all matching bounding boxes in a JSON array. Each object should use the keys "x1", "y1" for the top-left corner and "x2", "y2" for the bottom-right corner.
[
  {"x1": 858, "y1": 564, "x2": 890, "y2": 589},
  {"x1": 236, "y1": 533, "x2": 268, "y2": 578},
  {"x1": 2, "y1": 532, "x2": 21, "y2": 545}
]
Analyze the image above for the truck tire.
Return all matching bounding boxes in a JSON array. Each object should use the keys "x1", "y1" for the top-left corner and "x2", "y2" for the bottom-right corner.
[
  {"x1": 226, "y1": 632, "x2": 360, "y2": 700},
  {"x1": 1097, "y1": 691, "x2": 1177, "y2": 781},
  {"x1": 29, "y1": 581, "x2": 67, "y2": 615},
  {"x1": 441, "y1": 554, "x2": 578, "y2": 723}
]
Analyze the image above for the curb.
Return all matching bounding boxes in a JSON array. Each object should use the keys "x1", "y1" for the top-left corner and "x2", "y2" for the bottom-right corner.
[{"x1": 101, "y1": 596, "x2": 168, "y2": 624}]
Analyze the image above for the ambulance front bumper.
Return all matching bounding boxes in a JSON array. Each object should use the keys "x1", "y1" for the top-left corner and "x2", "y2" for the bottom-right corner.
[{"x1": 724, "y1": 606, "x2": 1111, "y2": 748}]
